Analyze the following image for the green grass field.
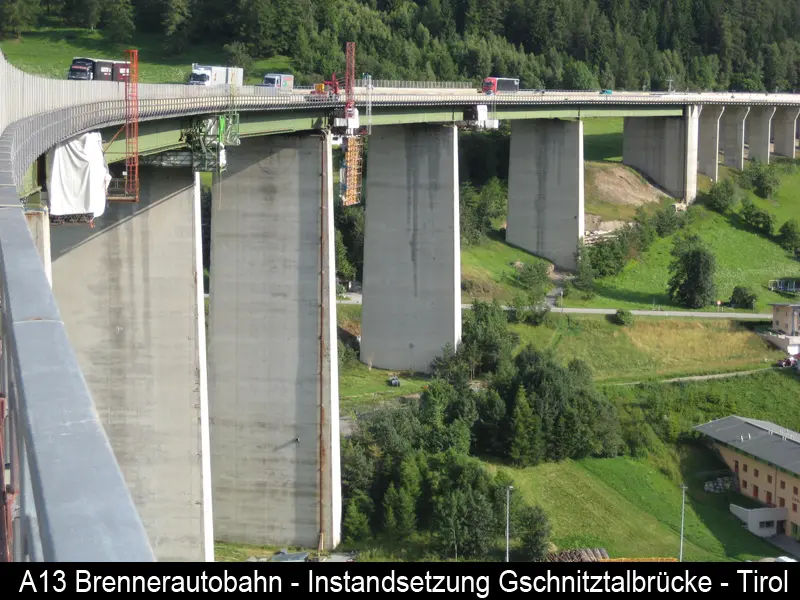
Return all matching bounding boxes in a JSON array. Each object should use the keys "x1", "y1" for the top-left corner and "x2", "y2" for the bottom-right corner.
[
  {"x1": 461, "y1": 233, "x2": 552, "y2": 302},
  {"x1": 489, "y1": 452, "x2": 780, "y2": 562},
  {"x1": 511, "y1": 314, "x2": 783, "y2": 383},
  {"x1": 563, "y1": 203, "x2": 800, "y2": 312},
  {"x1": 0, "y1": 26, "x2": 291, "y2": 84}
]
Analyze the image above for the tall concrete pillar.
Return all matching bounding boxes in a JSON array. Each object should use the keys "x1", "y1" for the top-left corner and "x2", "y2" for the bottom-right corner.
[
  {"x1": 360, "y1": 125, "x2": 461, "y2": 373},
  {"x1": 773, "y1": 107, "x2": 800, "y2": 159},
  {"x1": 506, "y1": 119, "x2": 584, "y2": 270},
  {"x1": 747, "y1": 106, "x2": 776, "y2": 163},
  {"x1": 50, "y1": 168, "x2": 211, "y2": 561},
  {"x1": 698, "y1": 105, "x2": 724, "y2": 182},
  {"x1": 24, "y1": 207, "x2": 52, "y2": 286},
  {"x1": 721, "y1": 106, "x2": 750, "y2": 170},
  {"x1": 209, "y1": 133, "x2": 341, "y2": 551},
  {"x1": 622, "y1": 105, "x2": 699, "y2": 202}
]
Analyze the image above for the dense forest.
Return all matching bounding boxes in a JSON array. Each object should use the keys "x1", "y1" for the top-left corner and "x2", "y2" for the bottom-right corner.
[{"x1": 3, "y1": 0, "x2": 800, "y2": 91}]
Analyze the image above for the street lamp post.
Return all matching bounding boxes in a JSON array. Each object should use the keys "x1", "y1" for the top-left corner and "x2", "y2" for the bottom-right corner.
[
  {"x1": 679, "y1": 484, "x2": 688, "y2": 562},
  {"x1": 506, "y1": 485, "x2": 514, "y2": 562}
]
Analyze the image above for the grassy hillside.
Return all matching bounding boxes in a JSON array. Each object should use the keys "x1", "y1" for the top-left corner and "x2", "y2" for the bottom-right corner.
[
  {"x1": 512, "y1": 314, "x2": 783, "y2": 383},
  {"x1": 0, "y1": 26, "x2": 290, "y2": 84},
  {"x1": 491, "y1": 452, "x2": 779, "y2": 562}
]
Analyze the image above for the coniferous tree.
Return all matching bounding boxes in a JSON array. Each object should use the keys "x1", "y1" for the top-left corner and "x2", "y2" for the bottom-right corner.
[
  {"x1": 0, "y1": 0, "x2": 40, "y2": 39},
  {"x1": 102, "y1": 0, "x2": 135, "y2": 43}
]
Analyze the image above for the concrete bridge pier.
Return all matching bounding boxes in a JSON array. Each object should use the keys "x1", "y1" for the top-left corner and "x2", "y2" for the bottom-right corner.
[
  {"x1": 698, "y1": 106, "x2": 724, "y2": 182},
  {"x1": 622, "y1": 106, "x2": 699, "y2": 202},
  {"x1": 50, "y1": 167, "x2": 212, "y2": 561},
  {"x1": 773, "y1": 107, "x2": 800, "y2": 159},
  {"x1": 24, "y1": 208, "x2": 52, "y2": 286},
  {"x1": 208, "y1": 133, "x2": 341, "y2": 550},
  {"x1": 360, "y1": 124, "x2": 461, "y2": 373},
  {"x1": 506, "y1": 119, "x2": 584, "y2": 270},
  {"x1": 747, "y1": 106, "x2": 776, "y2": 163},
  {"x1": 721, "y1": 106, "x2": 750, "y2": 170}
]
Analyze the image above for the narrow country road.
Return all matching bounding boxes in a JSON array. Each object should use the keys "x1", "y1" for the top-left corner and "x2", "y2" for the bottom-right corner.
[
  {"x1": 336, "y1": 293, "x2": 771, "y2": 319},
  {"x1": 607, "y1": 367, "x2": 782, "y2": 387}
]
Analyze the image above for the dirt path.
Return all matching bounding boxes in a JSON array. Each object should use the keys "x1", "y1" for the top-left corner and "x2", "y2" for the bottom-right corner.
[{"x1": 608, "y1": 367, "x2": 781, "y2": 387}]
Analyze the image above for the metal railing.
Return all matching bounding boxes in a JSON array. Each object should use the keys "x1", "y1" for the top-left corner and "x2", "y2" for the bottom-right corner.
[{"x1": 5, "y1": 48, "x2": 800, "y2": 560}]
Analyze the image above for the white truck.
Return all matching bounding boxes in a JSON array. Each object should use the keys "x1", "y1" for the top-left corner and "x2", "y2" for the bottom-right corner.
[
  {"x1": 260, "y1": 73, "x2": 294, "y2": 91},
  {"x1": 188, "y1": 64, "x2": 244, "y2": 86}
]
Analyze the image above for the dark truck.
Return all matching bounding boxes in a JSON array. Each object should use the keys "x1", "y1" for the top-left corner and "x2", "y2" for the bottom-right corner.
[{"x1": 67, "y1": 58, "x2": 130, "y2": 82}]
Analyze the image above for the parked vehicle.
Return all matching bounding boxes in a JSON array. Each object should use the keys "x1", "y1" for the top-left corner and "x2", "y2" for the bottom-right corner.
[
  {"x1": 482, "y1": 77, "x2": 519, "y2": 94},
  {"x1": 261, "y1": 73, "x2": 294, "y2": 91},
  {"x1": 188, "y1": 64, "x2": 244, "y2": 86},
  {"x1": 67, "y1": 58, "x2": 128, "y2": 81},
  {"x1": 777, "y1": 356, "x2": 798, "y2": 368}
]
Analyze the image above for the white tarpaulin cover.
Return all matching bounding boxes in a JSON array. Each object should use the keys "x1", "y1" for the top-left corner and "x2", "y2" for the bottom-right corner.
[{"x1": 47, "y1": 132, "x2": 110, "y2": 218}]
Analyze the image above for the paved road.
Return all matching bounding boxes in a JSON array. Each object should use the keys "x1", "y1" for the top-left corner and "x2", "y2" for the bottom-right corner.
[{"x1": 337, "y1": 293, "x2": 771, "y2": 319}]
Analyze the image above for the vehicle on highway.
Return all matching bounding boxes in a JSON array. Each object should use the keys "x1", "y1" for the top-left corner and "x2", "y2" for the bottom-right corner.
[
  {"x1": 482, "y1": 77, "x2": 519, "y2": 95},
  {"x1": 67, "y1": 57, "x2": 129, "y2": 82},
  {"x1": 600, "y1": 89, "x2": 613, "y2": 95},
  {"x1": 188, "y1": 64, "x2": 243, "y2": 86},
  {"x1": 261, "y1": 73, "x2": 294, "y2": 91}
]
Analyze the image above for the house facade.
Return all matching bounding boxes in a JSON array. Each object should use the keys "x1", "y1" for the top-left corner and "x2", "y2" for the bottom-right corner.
[
  {"x1": 695, "y1": 416, "x2": 800, "y2": 541},
  {"x1": 764, "y1": 304, "x2": 800, "y2": 355}
]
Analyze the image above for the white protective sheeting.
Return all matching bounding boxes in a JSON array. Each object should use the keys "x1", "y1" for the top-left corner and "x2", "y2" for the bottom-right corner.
[{"x1": 47, "y1": 132, "x2": 110, "y2": 218}]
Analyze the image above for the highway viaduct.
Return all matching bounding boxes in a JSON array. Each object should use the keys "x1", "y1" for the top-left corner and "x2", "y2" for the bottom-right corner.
[{"x1": 2, "y1": 50, "x2": 800, "y2": 561}]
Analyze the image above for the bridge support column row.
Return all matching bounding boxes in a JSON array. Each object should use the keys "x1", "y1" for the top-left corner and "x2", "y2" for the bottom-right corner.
[
  {"x1": 208, "y1": 134, "x2": 341, "y2": 550},
  {"x1": 51, "y1": 168, "x2": 212, "y2": 561},
  {"x1": 622, "y1": 106, "x2": 699, "y2": 203},
  {"x1": 360, "y1": 125, "x2": 462, "y2": 373},
  {"x1": 506, "y1": 119, "x2": 584, "y2": 271}
]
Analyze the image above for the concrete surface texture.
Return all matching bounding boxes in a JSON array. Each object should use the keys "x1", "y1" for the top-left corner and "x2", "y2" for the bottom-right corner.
[
  {"x1": 208, "y1": 133, "x2": 341, "y2": 550},
  {"x1": 697, "y1": 105, "x2": 724, "y2": 182},
  {"x1": 747, "y1": 106, "x2": 777, "y2": 164},
  {"x1": 360, "y1": 124, "x2": 461, "y2": 373},
  {"x1": 622, "y1": 107, "x2": 699, "y2": 202},
  {"x1": 50, "y1": 167, "x2": 209, "y2": 561},
  {"x1": 721, "y1": 106, "x2": 750, "y2": 170},
  {"x1": 772, "y1": 107, "x2": 800, "y2": 159},
  {"x1": 507, "y1": 119, "x2": 584, "y2": 270},
  {"x1": 24, "y1": 208, "x2": 52, "y2": 286}
]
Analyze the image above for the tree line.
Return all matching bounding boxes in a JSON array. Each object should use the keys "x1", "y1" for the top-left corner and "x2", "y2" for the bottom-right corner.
[
  {"x1": 341, "y1": 299, "x2": 624, "y2": 559},
  {"x1": 4, "y1": 0, "x2": 800, "y2": 92}
]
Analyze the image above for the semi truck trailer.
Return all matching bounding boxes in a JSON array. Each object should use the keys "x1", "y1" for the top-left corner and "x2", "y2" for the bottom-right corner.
[
  {"x1": 188, "y1": 64, "x2": 244, "y2": 86},
  {"x1": 67, "y1": 58, "x2": 129, "y2": 81}
]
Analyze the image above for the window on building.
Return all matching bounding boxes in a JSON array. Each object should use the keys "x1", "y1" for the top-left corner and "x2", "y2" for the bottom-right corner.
[
  {"x1": 743, "y1": 464, "x2": 748, "y2": 473},
  {"x1": 759, "y1": 521, "x2": 775, "y2": 529},
  {"x1": 743, "y1": 480, "x2": 748, "y2": 489},
  {"x1": 768, "y1": 474, "x2": 772, "y2": 484},
  {"x1": 794, "y1": 503, "x2": 798, "y2": 514},
  {"x1": 735, "y1": 460, "x2": 739, "y2": 472},
  {"x1": 753, "y1": 485, "x2": 759, "y2": 498},
  {"x1": 781, "y1": 480, "x2": 786, "y2": 490},
  {"x1": 754, "y1": 468, "x2": 759, "y2": 477},
  {"x1": 767, "y1": 491, "x2": 773, "y2": 505},
  {"x1": 795, "y1": 486, "x2": 799, "y2": 496},
  {"x1": 780, "y1": 498, "x2": 785, "y2": 508}
]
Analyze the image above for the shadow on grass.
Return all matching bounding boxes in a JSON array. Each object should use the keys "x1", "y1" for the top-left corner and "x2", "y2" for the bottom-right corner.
[
  {"x1": 592, "y1": 281, "x2": 673, "y2": 308},
  {"x1": 584, "y1": 133, "x2": 623, "y2": 162},
  {"x1": 678, "y1": 442, "x2": 781, "y2": 560}
]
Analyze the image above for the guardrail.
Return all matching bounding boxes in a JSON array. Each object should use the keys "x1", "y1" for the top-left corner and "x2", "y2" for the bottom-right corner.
[
  {"x1": 369, "y1": 79, "x2": 474, "y2": 88},
  {"x1": 1, "y1": 50, "x2": 155, "y2": 561}
]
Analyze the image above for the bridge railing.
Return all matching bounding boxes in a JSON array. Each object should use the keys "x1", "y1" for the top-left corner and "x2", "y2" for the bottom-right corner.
[{"x1": 1, "y1": 50, "x2": 155, "y2": 561}]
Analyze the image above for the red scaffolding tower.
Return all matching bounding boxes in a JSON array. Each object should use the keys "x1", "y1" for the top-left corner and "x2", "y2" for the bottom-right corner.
[{"x1": 123, "y1": 48, "x2": 139, "y2": 201}]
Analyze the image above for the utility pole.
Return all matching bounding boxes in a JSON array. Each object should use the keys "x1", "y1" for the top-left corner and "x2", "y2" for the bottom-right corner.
[
  {"x1": 679, "y1": 484, "x2": 688, "y2": 562},
  {"x1": 506, "y1": 485, "x2": 514, "y2": 562}
]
